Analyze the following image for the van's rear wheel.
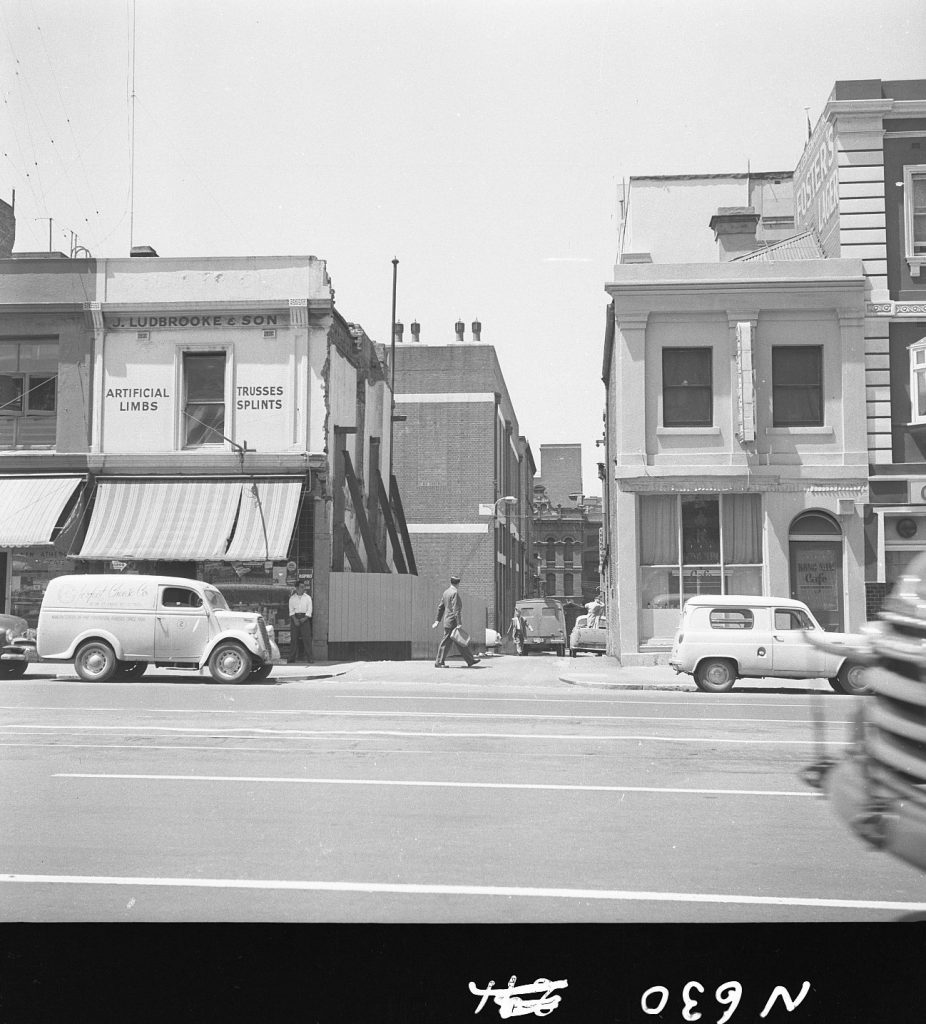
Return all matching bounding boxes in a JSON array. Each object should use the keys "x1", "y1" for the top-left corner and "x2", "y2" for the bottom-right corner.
[
  {"x1": 694, "y1": 658, "x2": 737, "y2": 693},
  {"x1": 208, "y1": 642, "x2": 252, "y2": 684},
  {"x1": 74, "y1": 640, "x2": 117, "y2": 682}
]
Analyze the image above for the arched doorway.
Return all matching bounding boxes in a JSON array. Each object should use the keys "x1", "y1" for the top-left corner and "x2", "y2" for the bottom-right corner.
[{"x1": 788, "y1": 511, "x2": 843, "y2": 631}]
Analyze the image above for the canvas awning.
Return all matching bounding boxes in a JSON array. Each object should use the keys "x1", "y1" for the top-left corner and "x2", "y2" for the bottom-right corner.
[
  {"x1": 77, "y1": 477, "x2": 303, "y2": 562},
  {"x1": 0, "y1": 476, "x2": 84, "y2": 547}
]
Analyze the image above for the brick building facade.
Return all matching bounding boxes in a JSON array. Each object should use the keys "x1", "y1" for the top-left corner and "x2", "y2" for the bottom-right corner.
[{"x1": 391, "y1": 321, "x2": 534, "y2": 631}]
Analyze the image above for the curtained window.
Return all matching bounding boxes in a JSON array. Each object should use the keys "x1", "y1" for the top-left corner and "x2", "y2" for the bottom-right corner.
[
  {"x1": 722, "y1": 493, "x2": 762, "y2": 563},
  {"x1": 640, "y1": 494, "x2": 679, "y2": 564}
]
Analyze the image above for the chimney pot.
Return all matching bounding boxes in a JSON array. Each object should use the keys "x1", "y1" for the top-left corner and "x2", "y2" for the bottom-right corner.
[
  {"x1": 454, "y1": 319, "x2": 465, "y2": 343},
  {"x1": 394, "y1": 321, "x2": 404, "y2": 344},
  {"x1": 410, "y1": 321, "x2": 420, "y2": 342},
  {"x1": 471, "y1": 318, "x2": 482, "y2": 342}
]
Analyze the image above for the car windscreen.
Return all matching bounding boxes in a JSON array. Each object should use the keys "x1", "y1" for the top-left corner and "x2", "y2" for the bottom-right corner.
[{"x1": 205, "y1": 589, "x2": 230, "y2": 612}]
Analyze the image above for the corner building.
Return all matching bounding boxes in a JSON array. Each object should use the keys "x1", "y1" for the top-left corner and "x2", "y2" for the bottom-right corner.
[{"x1": 1, "y1": 246, "x2": 411, "y2": 659}]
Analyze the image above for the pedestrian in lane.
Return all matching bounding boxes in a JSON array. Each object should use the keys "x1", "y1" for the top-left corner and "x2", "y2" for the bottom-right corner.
[
  {"x1": 288, "y1": 579, "x2": 313, "y2": 663},
  {"x1": 432, "y1": 574, "x2": 479, "y2": 668}
]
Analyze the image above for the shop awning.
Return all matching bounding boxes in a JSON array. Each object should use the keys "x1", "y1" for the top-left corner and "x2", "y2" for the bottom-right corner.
[
  {"x1": 77, "y1": 477, "x2": 303, "y2": 562},
  {"x1": 0, "y1": 476, "x2": 84, "y2": 547},
  {"x1": 225, "y1": 479, "x2": 303, "y2": 561}
]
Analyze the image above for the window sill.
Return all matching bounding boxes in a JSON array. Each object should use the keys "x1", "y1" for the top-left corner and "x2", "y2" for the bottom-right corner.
[
  {"x1": 657, "y1": 426, "x2": 720, "y2": 436},
  {"x1": 766, "y1": 426, "x2": 834, "y2": 436},
  {"x1": 905, "y1": 255, "x2": 925, "y2": 278}
]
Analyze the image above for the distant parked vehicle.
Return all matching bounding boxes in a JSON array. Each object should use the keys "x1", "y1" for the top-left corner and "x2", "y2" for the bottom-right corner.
[
  {"x1": 568, "y1": 614, "x2": 608, "y2": 657},
  {"x1": 1, "y1": 612, "x2": 35, "y2": 678},
  {"x1": 37, "y1": 574, "x2": 280, "y2": 684},
  {"x1": 512, "y1": 598, "x2": 568, "y2": 657}
]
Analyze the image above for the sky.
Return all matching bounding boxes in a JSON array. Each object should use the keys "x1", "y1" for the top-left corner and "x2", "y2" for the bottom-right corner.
[{"x1": 1, "y1": 0, "x2": 924, "y2": 495}]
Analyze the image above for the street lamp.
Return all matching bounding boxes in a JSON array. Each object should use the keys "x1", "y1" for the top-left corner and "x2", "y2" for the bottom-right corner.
[{"x1": 494, "y1": 495, "x2": 517, "y2": 519}]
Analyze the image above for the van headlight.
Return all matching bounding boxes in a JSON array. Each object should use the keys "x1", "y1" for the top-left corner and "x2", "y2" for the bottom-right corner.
[{"x1": 2, "y1": 628, "x2": 12, "y2": 645}]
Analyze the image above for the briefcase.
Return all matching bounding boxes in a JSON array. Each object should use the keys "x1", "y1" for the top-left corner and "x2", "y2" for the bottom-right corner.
[{"x1": 450, "y1": 626, "x2": 471, "y2": 650}]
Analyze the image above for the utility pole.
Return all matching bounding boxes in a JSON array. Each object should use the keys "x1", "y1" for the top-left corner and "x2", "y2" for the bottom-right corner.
[{"x1": 388, "y1": 257, "x2": 398, "y2": 480}]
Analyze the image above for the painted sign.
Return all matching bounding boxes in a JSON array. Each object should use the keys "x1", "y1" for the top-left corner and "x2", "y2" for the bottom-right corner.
[
  {"x1": 793, "y1": 544, "x2": 839, "y2": 612},
  {"x1": 793, "y1": 119, "x2": 838, "y2": 243},
  {"x1": 106, "y1": 314, "x2": 280, "y2": 329}
]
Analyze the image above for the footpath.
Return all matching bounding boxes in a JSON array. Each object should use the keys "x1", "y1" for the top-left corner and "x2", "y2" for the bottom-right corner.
[{"x1": 557, "y1": 654, "x2": 835, "y2": 693}]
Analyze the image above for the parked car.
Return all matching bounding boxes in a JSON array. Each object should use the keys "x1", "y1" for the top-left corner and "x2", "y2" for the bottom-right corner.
[
  {"x1": 1, "y1": 612, "x2": 35, "y2": 678},
  {"x1": 569, "y1": 614, "x2": 608, "y2": 657},
  {"x1": 512, "y1": 598, "x2": 568, "y2": 657},
  {"x1": 37, "y1": 574, "x2": 281, "y2": 683},
  {"x1": 669, "y1": 595, "x2": 868, "y2": 694}
]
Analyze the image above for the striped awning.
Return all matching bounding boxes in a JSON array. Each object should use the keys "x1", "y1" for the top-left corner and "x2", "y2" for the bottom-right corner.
[
  {"x1": 225, "y1": 479, "x2": 303, "y2": 561},
  {"x1": 0, "y1": 476, "x2": 84, "y2": 547},
  {"x1": 77, "y1": 478, "x2": 303, "y2": 562}
]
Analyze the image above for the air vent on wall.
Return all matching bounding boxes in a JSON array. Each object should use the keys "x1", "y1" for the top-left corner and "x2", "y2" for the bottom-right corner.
[
  {"x1": 263, "y1": 329, "x2": 276, "y2": 339},
  {"x1": 136, "y1": 331, "x2": 150, "y2": 341},
  {"x1": 907, "y1": 478, "x2": 926, "y2": 504}
]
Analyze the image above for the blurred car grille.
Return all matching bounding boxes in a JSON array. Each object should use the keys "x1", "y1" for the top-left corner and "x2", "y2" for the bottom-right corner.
[
  {"x1": 258, "y1": 617, "x2": 271, "y2": 652},
  {"x1": 864, "y1": 609, "x2": 926, "y2": 811}
]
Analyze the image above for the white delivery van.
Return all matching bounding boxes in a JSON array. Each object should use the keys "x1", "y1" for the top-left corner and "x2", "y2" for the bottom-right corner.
[
  {"x1": 669, "y1": 594, "x2": 868, "y2": 694},
  {"x1": 37, "y1": 574, "x2": 280, "y2": 684}
]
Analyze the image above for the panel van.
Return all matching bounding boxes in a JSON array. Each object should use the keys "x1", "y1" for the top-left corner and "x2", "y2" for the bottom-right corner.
[
  {"x1": 512, "y1": 598, "x2": 568, "y2": 657},
  {"x1": 37, "y1": 574, "x2": 280, "y2": 683},
  {"x1": 669, "y1": 594, "x2": 868, "y2": 694}
]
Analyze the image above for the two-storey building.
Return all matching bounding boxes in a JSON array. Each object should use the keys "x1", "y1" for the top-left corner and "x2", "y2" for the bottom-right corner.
[
  {"x1": 1, "y1": 238, "x2": 415, "y2": 658},
  {"x1": 603, "y1": 177, "x2": 868, "y2": 663}
]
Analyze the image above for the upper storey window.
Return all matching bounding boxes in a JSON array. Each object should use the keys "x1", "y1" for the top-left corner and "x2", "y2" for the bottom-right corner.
[
  {"x1": 910, "y1": 339, "x2": 926, "y2": 424},
  {"x1": 772, "y1": 346, "x2": 823, "y2": 427},
  {"x1": 904, "y1": 165, "x2": 926, "y2": 278},
  {"x1": 0, "y1": 340, "x2": 58, "y2": 448},
  {"x1": 662, "y1": 347, "x2": 712, "y2": 427},
  {"x1": 182, "y1": 351, "x2": 226, "y2": 447}
]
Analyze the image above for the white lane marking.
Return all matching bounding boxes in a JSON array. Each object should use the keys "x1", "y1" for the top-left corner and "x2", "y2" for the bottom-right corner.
[
  {"x1": 54, "y1": 772, "x2": 822, "y2": 798},
  {"x1": 0, "y1": 726, "x2": 848, "y2": 744},
  {"x1": 0, "y1": 695, "x2": 828, "y2": 710},
  {"x1": 2, "y1": 873, "x2": 923, "y2": 912},
  {"x1": 0, "y1": 709, "x2": 851, "y2": 725}
]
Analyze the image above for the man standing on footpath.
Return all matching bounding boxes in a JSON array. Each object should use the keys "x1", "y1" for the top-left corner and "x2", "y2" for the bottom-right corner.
[
  {"x1": 288, "y1": 579, "x2": 313, "y2": 663},
  {"x1": 432, "y1": 574, "x2": 479, "y2": 668}
]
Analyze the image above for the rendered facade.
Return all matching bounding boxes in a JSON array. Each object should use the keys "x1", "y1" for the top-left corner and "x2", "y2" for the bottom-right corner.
[
  {"x1": 603, "y1": 172, "x2": 868, "y2": 664},
  {"x1": 0, "y1": 236, "x2": 415, "y2": 659}
]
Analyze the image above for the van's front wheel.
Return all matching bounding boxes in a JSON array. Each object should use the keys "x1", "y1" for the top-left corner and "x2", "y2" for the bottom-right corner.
[
  {"x1": 208, "y1": 642, "x2": 252, "y2": 684},
  {"x1": 74, "y1": 640, "x2": 117, "y2": 682},
  {"x1": 694, "y1": 658, "x2": 737, "y2": 693}
]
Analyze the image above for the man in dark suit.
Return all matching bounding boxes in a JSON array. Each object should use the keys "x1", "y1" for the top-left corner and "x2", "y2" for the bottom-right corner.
[{"x1": 432, "y1": 574, "x2": 478, "y2": 668}]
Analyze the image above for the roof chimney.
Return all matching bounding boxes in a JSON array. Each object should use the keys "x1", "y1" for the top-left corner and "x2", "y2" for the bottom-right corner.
[
  {"x1": 709, "y1": 208, "x2": 759, "y2": 261},
  {"x1": 394, "y1": 320, "x2": 404, "y2": 345},
  {"x1": 130, "y1": 244, "x2": 159, "y2": 257},
  {"x1": 454, "y1": 319, "x2": 465, "y2": 343},
  {"x1": 471, "y1": 318, "x2": 482, "y2": 342},
  {"x1": 410, "y1": 321, "x2": 420, "y2": 342}
]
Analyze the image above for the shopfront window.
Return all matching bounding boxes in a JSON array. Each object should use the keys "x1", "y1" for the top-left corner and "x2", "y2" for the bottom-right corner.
[
  {"x1": 640, "y1": 493, "x2": 763, "y2": 611},
  {"x1": 9, "y1": 549, "x2": 77, "y2": 628},
  {"x1": 0, "y1": 340, "x2": 58, "y2": 448},
  {"x1": 183, "y1": 351, "x2": 226, "y2": 446}
]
